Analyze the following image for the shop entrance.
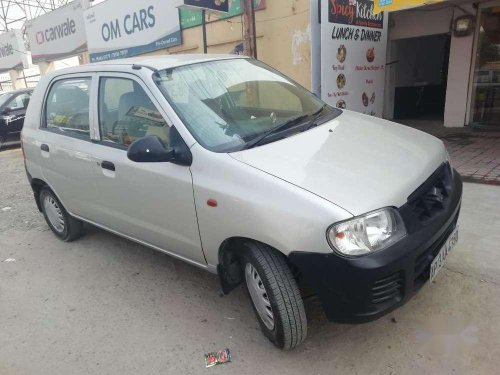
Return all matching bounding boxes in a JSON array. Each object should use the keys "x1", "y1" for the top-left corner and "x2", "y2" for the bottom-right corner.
[{"x1": 392, "y1": 34, "x2": 451, "y2": 122}]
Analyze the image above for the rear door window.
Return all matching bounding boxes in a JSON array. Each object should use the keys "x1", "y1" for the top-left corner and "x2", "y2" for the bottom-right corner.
[
  {"x1": 45, "y1": 78, "x2": 91, "y2": 140},
  {"x1": 98, "y1": 77, "x2": 170, "y2": 148}
]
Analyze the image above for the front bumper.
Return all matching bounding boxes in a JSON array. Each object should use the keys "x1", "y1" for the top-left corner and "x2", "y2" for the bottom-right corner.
[{"x1": 289, "y1": 166, "x2": 462, "y2": 323}]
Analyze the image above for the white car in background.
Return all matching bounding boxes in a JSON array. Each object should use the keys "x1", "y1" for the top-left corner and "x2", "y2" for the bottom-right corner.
[{"x1": 21, "y1": 55, "x2": 462, "y2": 349}]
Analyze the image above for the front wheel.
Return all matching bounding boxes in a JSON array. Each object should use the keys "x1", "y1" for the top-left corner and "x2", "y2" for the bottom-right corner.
[{"x1": 242, "y1": 242, "x2": 307, "y2": 350}]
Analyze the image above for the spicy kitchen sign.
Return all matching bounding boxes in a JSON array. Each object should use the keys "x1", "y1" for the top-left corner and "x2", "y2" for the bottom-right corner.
[
  {"x1": 320, "y1": 0, "x2": 388, "y2": 117},
  {"x1": 329, "y1": 0, "x2": 384, "y2": 29}
]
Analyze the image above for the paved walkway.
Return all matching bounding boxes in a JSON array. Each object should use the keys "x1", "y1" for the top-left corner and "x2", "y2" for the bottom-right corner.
[{"x1": 402, "y1": 120, "x2": 500, "y2": 185}]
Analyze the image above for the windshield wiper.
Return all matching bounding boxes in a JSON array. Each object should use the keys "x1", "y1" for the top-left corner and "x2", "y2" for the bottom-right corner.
[
  {"x1": 302, "y1": 104, "x2": 329, "y2": 132},
  {"x1": 243, "y1": 113, "x2": 310, "y2": 149}
]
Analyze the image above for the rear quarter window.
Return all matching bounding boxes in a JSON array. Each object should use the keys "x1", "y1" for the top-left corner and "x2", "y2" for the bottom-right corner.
[{"x1": 44, "y1": 78, "x2": 91, "y2": 140}]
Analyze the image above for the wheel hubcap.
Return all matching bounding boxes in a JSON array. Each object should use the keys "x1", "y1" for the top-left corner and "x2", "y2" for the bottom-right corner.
[
  {"x1": 43, "y1": 195, "x2": 65, "y2": 233},
  {"x1": 245, "y1": 263, "x2": 275, "y2": 330}
]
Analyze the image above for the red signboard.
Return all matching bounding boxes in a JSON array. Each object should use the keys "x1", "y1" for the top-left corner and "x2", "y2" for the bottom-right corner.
[{"x1": 329, "y1": 0, "x2": 384, "y2": 29}]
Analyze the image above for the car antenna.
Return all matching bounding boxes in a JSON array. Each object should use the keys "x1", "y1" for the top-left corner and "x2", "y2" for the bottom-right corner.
[{"x1": 132, "y1": 64, "x2": 157, "y2": 72}]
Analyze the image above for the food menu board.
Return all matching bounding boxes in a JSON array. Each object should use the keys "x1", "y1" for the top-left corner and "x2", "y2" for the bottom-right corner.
[{"x1": 320, "y1": 0, "x2": 388, "y2": 116}]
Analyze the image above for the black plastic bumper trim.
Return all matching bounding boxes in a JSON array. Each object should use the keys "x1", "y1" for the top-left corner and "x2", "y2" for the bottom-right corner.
[{"x1": 289, "y1": 170, "x2": 462, "y2": 323}]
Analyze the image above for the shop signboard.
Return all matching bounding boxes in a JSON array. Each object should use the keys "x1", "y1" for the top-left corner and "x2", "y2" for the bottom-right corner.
[
  {"x1": 84, "y1": 0, "x2": 182, "y2": 62},
  {"x1": 180, "y1": 0, "x2": 266, "y2": 29},
  {"x1": 320, "y1": 0, "x2": 388, "y2": 117},
  {"x1": 0, "y1": 30, "x2": 29, "y2": 73},
  {"x1": 180, "y1": 8, "x2": 203, "y2": 29},
  {"x1": 26, "y1": 0, "x2": 89, "y2": 63},
  {"x1": 183, "y1": 0, "x2": 229, "y2": 13},
  {"x1": 222, "y1": 0, "x2": 266, "y2": 16},
  {"x1": 373, "y1": 0, "x2": 447, "y2": 14}
]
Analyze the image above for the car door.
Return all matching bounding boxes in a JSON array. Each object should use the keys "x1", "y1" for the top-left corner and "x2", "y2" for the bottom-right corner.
[
  {"x1": 3, "y1": 92, "x2": 31, "y2": 141},
  {"x1": 87, "y1": 72, "x2": 206, "y2": 265},
  {"x1": 36, "y1": 75, "x2": 98, "y2": 219}
]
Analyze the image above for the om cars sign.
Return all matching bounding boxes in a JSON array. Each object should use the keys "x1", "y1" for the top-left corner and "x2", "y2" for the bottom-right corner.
[
  {"x1": 320, "y1": 0, "x2": 388, "y2": 116},
  {"x1": 84, "y1": 0, "x2": 182, "y2": 62}
]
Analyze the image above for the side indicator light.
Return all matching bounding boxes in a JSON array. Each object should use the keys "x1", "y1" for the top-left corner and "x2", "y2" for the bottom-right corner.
[{"x1": 207, "y1": 199, "x2": 218, "y2": 207}]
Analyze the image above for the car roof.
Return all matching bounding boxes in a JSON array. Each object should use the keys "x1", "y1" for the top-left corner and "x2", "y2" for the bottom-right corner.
[{"x1": 45, "y1": 54, "x2": 248, "y2": 77}]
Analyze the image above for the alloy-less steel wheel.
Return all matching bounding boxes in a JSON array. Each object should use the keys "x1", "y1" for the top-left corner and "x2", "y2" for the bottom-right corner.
[
  {"x1": 242, "y1": 242, "x2": 307, "y2": 350},
  {"x1": 40, "y1": 186, "x2": 83, "y2": 242}
]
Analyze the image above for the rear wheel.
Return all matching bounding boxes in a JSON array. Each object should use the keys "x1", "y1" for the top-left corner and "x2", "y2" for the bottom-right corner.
[
  {"x1": 0, "y1": 135, "x2": 5, "y2": 150},
  {"x1": 242, "y1": 242, "x2": 307, "y2": 350},
  {"x1": 40, "y1": 186, "x2": 83, "y2": 242}
]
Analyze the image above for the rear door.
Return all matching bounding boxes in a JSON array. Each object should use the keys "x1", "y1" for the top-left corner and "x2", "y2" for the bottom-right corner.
[
  {"x1": 37, "y1": 74, "x2": 98, "y2": 218},
  {"x1": 86, "y1": 72, "x2": 205, "y2": 265}
]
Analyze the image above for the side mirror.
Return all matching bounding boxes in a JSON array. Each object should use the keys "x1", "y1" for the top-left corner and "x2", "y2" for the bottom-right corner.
[
  {"x1": 127, "y1": 135, "x2": 175, "y2": 163},
  {"x1": 2, "y1": 107, "x2": 11, "y2": 115},
  {"x1": 22, "y1": 98, "x2": 30, "y2": 108}
]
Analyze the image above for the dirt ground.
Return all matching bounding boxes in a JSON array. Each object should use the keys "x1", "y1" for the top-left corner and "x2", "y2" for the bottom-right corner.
[{"x1": 1, "y1": 147, "x2": 500, "y2": 375}]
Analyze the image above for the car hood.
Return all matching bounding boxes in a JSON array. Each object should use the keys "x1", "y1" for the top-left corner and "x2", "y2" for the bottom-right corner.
[{"x1": 230, "y1": 111, "x2": 447, "y2": 216}]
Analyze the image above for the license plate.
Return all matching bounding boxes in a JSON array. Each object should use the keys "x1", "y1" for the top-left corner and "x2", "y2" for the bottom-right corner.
[{"x1": 430, "y1": 226, "x2": 459, "y2": 283}]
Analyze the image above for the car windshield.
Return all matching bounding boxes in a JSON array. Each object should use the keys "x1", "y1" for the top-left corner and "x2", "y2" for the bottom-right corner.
[{"x1": 154, "y1": 58, "x2": 340, "y2": 152}]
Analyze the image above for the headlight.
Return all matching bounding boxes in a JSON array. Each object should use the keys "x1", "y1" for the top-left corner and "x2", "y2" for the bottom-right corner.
[{"x1": 327, "y1": 208, "x2": 407, "y2": 256}]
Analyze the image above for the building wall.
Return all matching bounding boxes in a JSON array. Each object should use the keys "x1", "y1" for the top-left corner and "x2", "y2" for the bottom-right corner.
[
  {"x1": 136, "y1": 0, "x2": 312, "y2": 89},
  {"x1": 389, "y1": 7, "x2": 454, "y2": 40},
  {"x1": 255, "y1": 0, "x2": 311, "y2": 89},
  {"x1": 386, "y1": 3, "x2": 477, "y2": 127}
]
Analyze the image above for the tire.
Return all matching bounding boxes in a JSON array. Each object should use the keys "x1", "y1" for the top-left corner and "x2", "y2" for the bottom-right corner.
[
  {"x1": 39, "y1": 186, "x2": 83, "y2": 242},
  {"x1": 0, "y1": 135, "x2": 4, "y2": 150},
  {"x1": 242, "y1": 242, "x2": 307, "y2": 350}
]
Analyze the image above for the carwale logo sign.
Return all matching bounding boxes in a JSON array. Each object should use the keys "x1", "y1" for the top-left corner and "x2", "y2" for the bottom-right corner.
[
  {"x1": 26, "y1": 0, "x2": 88, "y2": 63},
  {"x1": 0, "y1": 30, "x2": 29, "y2": 73},
  {"x1": 36, "y1": 31, "x2": 45, "y2": 44},
  {"x1": 41, "y1": 18, "x2": 77, "y2": 44}
]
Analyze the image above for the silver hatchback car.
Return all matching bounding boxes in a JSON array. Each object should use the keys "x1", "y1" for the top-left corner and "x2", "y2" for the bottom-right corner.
[{"x1": 22, "y1": 55, "x2": 462, "y2": 350}]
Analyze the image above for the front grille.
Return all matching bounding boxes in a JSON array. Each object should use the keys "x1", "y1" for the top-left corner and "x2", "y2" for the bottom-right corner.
[
  {"x1": 407, "y1": 163, "x2": 453, "y2": 224},
  {"x1": 371, "y1": 272, "x2": 404, "y2": 305},
  {"x1": 413, "y1": 215, "x2": 459, "y2": 288}
]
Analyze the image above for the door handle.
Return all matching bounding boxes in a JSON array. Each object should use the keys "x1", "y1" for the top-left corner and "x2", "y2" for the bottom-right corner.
[
  {"x1": 101, "y1": 161, "x2": 115, "y2": 171},
  {"x1": 40, "y1": 144, "x2": 49, "y2": 152}
]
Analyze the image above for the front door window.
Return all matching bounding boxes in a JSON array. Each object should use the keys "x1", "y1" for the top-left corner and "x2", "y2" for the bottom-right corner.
[{"x1": 98, "y1": 77, "x2": 170, "y2": 147}]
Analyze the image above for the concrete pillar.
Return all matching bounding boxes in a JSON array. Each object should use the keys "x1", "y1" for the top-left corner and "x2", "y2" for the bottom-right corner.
[
  {"x1": 9, "y1": 69, "x2": 26, "y2": 90},
  {"x1": 37, "y1": 61, "x2": 55, "y2": 76},
  {"x1": 384, "y1": 38, "x2": 398, "y2": 120},
  {"x1": 79, "y1": 52, "x2": 90, "y2": 65},
  {"x1": 444, "y1": 5, "x2": 476, "y2": 127}
]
